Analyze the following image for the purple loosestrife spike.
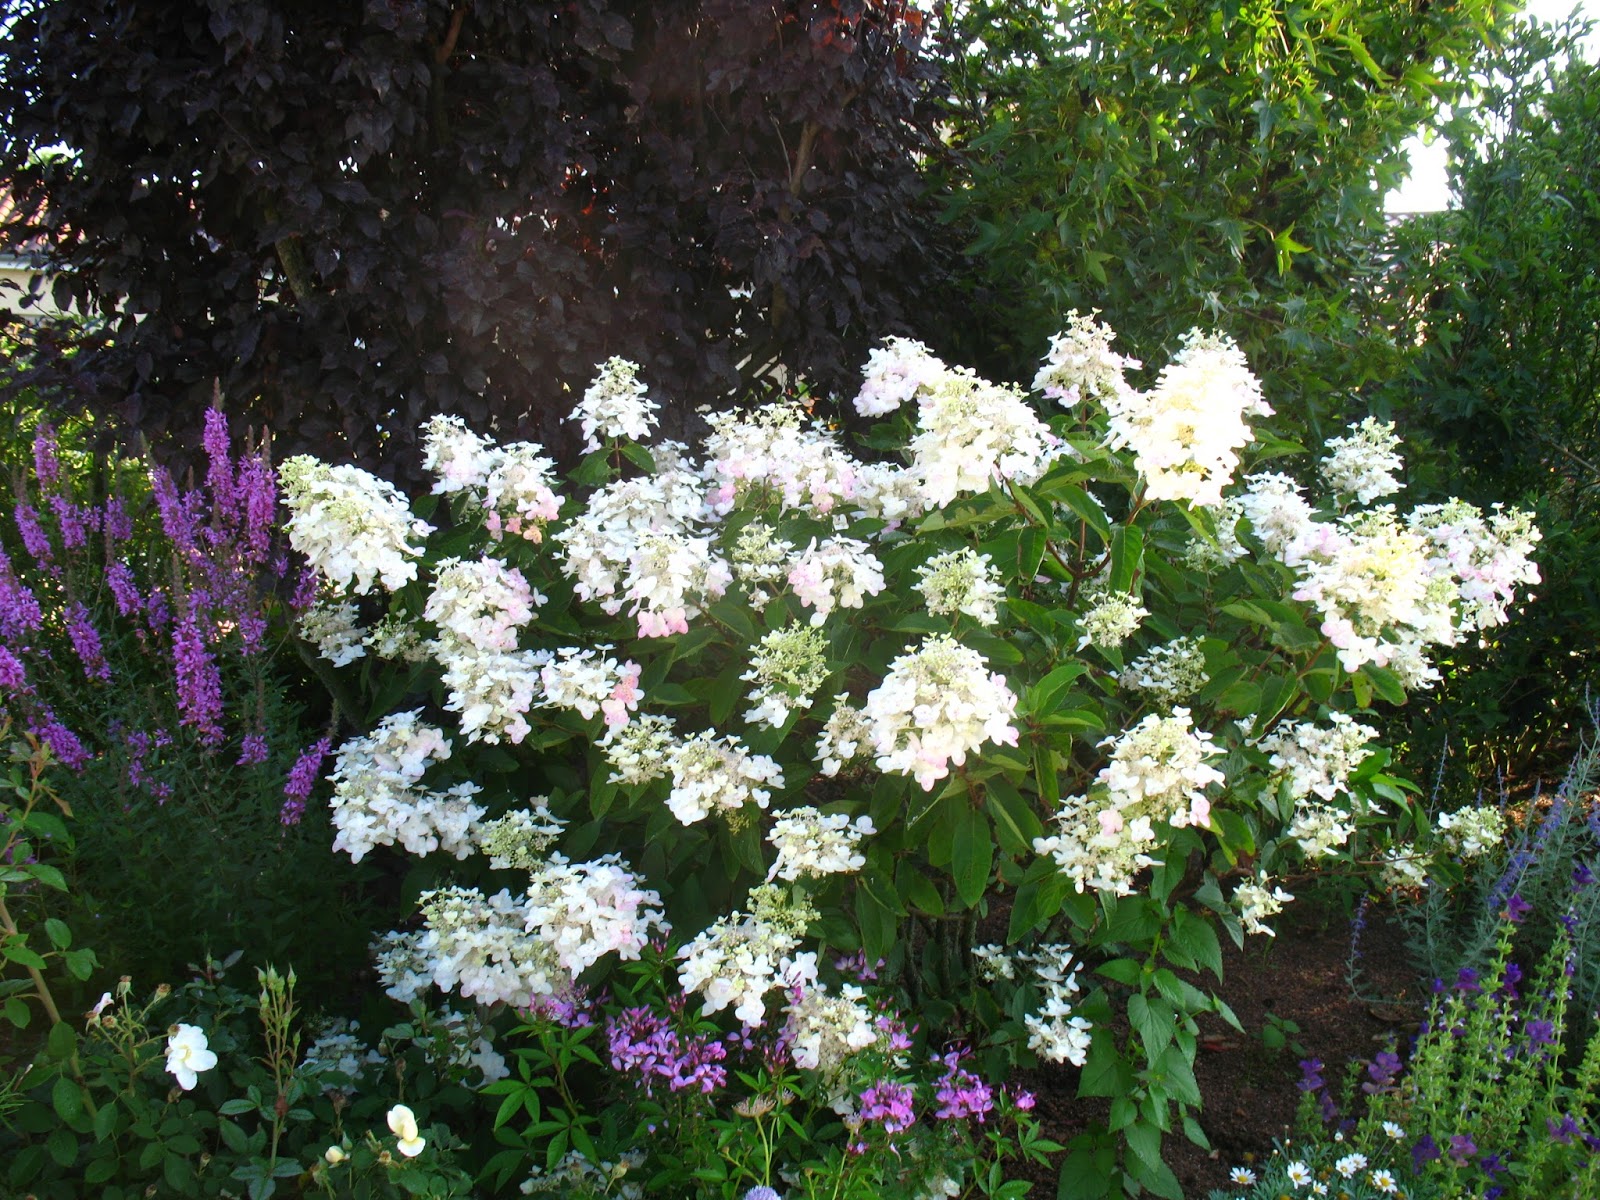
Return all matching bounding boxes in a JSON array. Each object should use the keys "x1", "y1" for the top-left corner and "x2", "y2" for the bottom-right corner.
[
  {"x1": 14, "y1": 502, "x2": 52, "y2": 562},
  {"x1": 172, "y1": 601, "x2": 225, "y2": 745},
  {"x1": 65, "y1": 602, "x2": 111, "y2": 681},
  {"x1": 0, "y1": 646, "x2": 27, "y2": 692},
  {"x1": 101, "y1": 495, "x2": 132, "y2": 544},
  {"x1": 105, "y1": 563, "x2": 141, "y2": 618},
  {"x1": 237, "y1": 734, "x2": 269, "y2": 766},
  {"x1": 149, "y1": 467, "x2": 200, "y2": 555},
  {"x1": 49, "y1": 495, "x2": 96, "y2": 551},
  {"x1": 203, "y1": 408, "x2": 237, "y2": 518},
  {"x1": 281, "y1": 736, "x2": 331, "y2": 825},
  {"x1": 33, "y1": 713, "x2": 89, "y2": 771},
  {"x1": 32, "y1": 424, "x2": 59, "y2": 490},
  {"x1": 238, "y1": 452, "x2": 278, "y2": 568},
  {"x1": 0, "y1": 549, "x2": 44, "y2": 639}
]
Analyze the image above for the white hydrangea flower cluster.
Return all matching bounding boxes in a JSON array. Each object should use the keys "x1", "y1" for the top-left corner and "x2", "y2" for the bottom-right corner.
[
  {"x1": 520, "y1": 1150, "x2": 646, "y2": 1200},
  {"x1": 971, "y1": 944, "x2": 1016, "y2": 982},
  {"x1": 424, "y1": 556, "x2": 542, "y2": 652},
  {"x1": 1320, "y1": 417, "x2": 1404, "y2": 504},
  {"x1": 478, "y1": 803, "x2": 565, "y2": 870},
  {"x1": 417, "y1": 886, "x2": 562, "y2": 1007},
  {"x1": 1032, "y1": 309, "x2": 1140, "y2": 408},
  {"x1": 1408, "y1": 500, "x2": 1540, "y2": 635},
  {"x1": 523, "y1": 853, "x2": 669, "y2": 975},
  {"x1": 477, "y1": 442, "x2": 563, "y2": 543},
  {"x1": 372, "y1": 930, "x2": 433, "y2": 1003},
  {"x1": 865, "y1": 634, "x2": 1019, "y2": 791},
  {"x1": 766, "y1": 807, "x2": 876, "y2": 881},
  {"x1": 665, "y1": 730, "x2": 786, "y2": 825},
  {"x1": 729, "y1": 521, "x2": 796, "y2": 600},
  {"x1": 1021, "y1": 945, "x2": 1093, "y2": 1067},
  {"x1": 420, "y1": 415, "x2": 563, "y2": 540},
  {"x1": 280, "y1": 456, "x2": 434, "y2": 594},
  {"x1": 849, "y1": 458, "x2": 928, "y2": 526},
  {"x1": 1077, "y1": 589, "x2": 1149, "y2": 650},
  {"x1": 1259, "y1": 713, "x2": 1378, "y2": 803},
  {"x1": 908, "y1": 367, "x2": 1061, "y2": 508},
  {"x1": 1434, "y1": 805, "x2": 1507, "y2": 860},
  {"x1": 569, "y1": 357, "x2": 659, "y2": 451},
  {"x1": 742, "y1": 624, "x2": 831, "y2": 728},
  {"x1": 1261, "y1": 714, "x2": 1375, "y2": 861},
  {"x1": 299, "y1": 598, "x2": 367, "y2": 667},
  {"x1": 914, "y1": 548, "x2": 1004, "y2": 626},
  {"x1": 439, "y1": 643, "x2": 545, "y2": 744},
  {"x1": 600, "y1": 713, "x2": 676, "y2": 786},
  {"x1": 1103, "y1": 330, "x2": 1271, "y2": 508},
  {"x1": 1239, "y1": 472, "x2": 1317, "y2": 560},
  {"x1": 1379, "y1": 847, "x2": 1429, "y2": 891},
  {"x1": 677, "y1": 885, "x2": 819, "y2": 1026},
  {"x1": 364, "y1": 613, "x2": 431, "y2": 662},
  {"x1": 328, "y1": 712, "x2": 485, "y2": 863},
  {"x1": 539, "y1": 646, "x2": 643, "y2": 728},
  {"x1": 1233, "y1": 876, "x2": 1294, "y2": 937},
  {"x1": 1034, "y1": 709, "x2": 1223, "y2": 895},
  {"x1": 1287, "y1": 805, "x2": 1357, "y2": 860},
  {"x1": 783, "y1": 981, "x2": 880, "y2": 1077},
  {"x1": 854, "y1": 336, "x2": 946, "y2": 417},
  {"x1": 555, "y1": 459, "x2": 729, "y2": 638},
  {"x1": 302, "y1": 1019, "x2": 385, "y2": 1093},
  {"x1": 1289, "y1": 507, "x2": 1452, "y2": 673},
  {"x1": 1184, "y1": 497, "x2": 1248, "y2": 570},
  {"x1": 814, "y1": 697, "x2": 873, "y2": 777},
  {"x1": 421, "y1": 414, "x2": 497, "y2": 494},
  {"x1": 1118, "y1": 636, "x2": 1210, "y2": 707},
  {"x1": 626, "y1": 529, "x2": 735, "y2": 638},
  {"x1": 787, "y1": 536, "x2": 887, "y2": 626},
  {"x1": 701, "y1": 402, "x2": 863, "y2": 517}
]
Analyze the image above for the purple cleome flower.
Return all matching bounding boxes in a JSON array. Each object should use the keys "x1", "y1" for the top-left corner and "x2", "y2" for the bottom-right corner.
[
  {"x1": 933, "y1": 1048, "x2": 993, "y2": 1123},
  {"x1": 859, "y1": 1079, "x2": 916, "y2": 1134}
]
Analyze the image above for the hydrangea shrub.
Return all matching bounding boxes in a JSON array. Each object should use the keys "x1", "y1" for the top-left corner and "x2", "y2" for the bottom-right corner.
[{"x1": 283, "y1": 315, "x2": 1539, "y2": 1197}]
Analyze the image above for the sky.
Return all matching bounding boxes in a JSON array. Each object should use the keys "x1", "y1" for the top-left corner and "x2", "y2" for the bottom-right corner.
[{"x1": 1386, "y1": 0, "x2": 1600, "y2": 212}]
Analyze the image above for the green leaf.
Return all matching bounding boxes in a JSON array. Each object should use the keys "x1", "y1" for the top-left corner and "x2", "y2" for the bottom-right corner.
[
  {"x1": 219, "y1": 1099, "x2": 257, "y2": 1116},
  {"x1": 1054, "y1": 484, "x2": 1111, "y2": 542},
  {"x1": 3, "y1": 941, "x2": 46, "y2": 970},
  {"x1": 950, "y1": 804, "x2": 994, "y2": 910},
  {"x1": 1109, "y1": 524, "x2": 1144, "y2": 593},
  {"x1": 984, "y1": 776, "x2": 1043, "y2": 857},
  {"x1": 43, "y1": 918, "x2": 71, "y2": 950},
  {"x1": 1168, "y1": 910, "x2": 1223, "y2": 978},
  {"x1": 1124, "y1": 1119, "x2": 1163, "y2": 1170},
  {"x1": 1026, "y1": 662, "x2": 1088, "y2": 718},
  {"x1": 1362, "y1": 664, "x2": 1408, "y2": 706},
  {"x1": 1008, "y1": 869, "x2": 1068, "y2": 941},
  {"x1": 52, "y1": 1076, "x2": 83, "y2": 1124},
  {"x1": 1128, "y1": 993, "x2": 1175, "y2": 1059},
  {"x1": 1078, "y1": 1033, "x2": 1132, "y2": 1098}
]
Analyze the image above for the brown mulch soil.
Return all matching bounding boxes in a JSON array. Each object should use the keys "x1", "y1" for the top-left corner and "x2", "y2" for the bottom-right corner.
[{"x1": 1013, "y1": 899, "x2": 1424, "y2": 1197}]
